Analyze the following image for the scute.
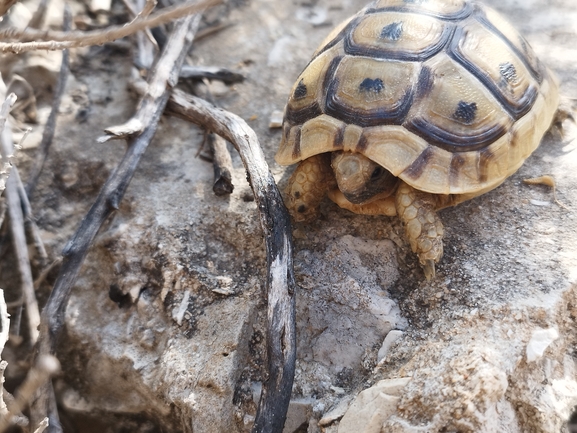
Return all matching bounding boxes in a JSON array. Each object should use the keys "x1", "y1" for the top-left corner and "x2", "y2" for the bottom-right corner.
[
  {"x1": 345, "y1": 11, "x2": 453, "y2": 61},
  {"x1": 405, "y1": 53, "x2": 512, "y2": 152},
  {"x1": 324, "y1": 56, "x2": 418, "y2": 126},
  {"x1": 369, "y1": 0, "x2": 472, "y2": 20},
  {"x1": 475, "y1": 5, "x2": 543, "y2": 82},
  {"x1": 449, "y1": 19, "x2": 538, "y2": 118},
  {"x1": 276, "y1": 0, "x2": 560, "y2": 198}
]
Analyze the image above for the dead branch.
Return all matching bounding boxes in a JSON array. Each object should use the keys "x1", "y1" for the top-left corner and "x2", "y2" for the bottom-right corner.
[
  {"x1": 31, "y1": 13, "x2": 202, "y2": 431},
  {"x1": 14, "y1": 166, "x2": 48, "y2": 264},
  {"x1": 1, "y1": 136, "x2": 41, "y2": 345},
  {"x1": 25, "y1": 6, "x2": 72, "y2": 197},
  {"x1": 180, "y1": 65, "x2": 245, "y2": 84},
  {"x1": 161, "y1": 88, "x2": 297, "y2": 433},
  {"x1": 209, "y1": 133, "x2": 234, "y2": 195},
  {"x1": 0, "y1": 93, "x2": 42, "y2": 344},
  {"x1": 0, "y1": 0, "x2": 221, "y2": 53},
  {"x1": 0, "y1": 355, "x2": 60, "y2": 433}
]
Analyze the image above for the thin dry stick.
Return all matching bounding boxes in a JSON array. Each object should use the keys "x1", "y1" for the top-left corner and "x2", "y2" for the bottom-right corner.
[
  {"x1": 2, "y1": 136, "x2": 41, "y2": 345},
  {"x1": 0, "y1": 94, "x2": 42, "y2": 343},
  {"x1": 25, "y1": 6, "x2": 72, "y2": 197},
  {"x1": 162, "y1": 88, "x2": 296, "y2": 433},
  {"x1": 180, "y1": 65, "x2": 245, "y2": 85},
  {"x1": 31, "y1": 14, "x2": 202, "y2": 431},
  {"x1": 14, "y1": 166, "x2": 48, "y2": 264},
  {"x1": 0, "y1": 355, "x2": 60, "y2": 433},
  {"x1": 209, "y1": 133, "x2": 234, "y2": 196},
  {"x1": 0, "y1": 0, "x2": 221, "y2": 53}
]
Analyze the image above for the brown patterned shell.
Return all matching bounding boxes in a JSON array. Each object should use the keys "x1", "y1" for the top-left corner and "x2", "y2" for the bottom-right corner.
[{"x1": 275, "y1": 0, "x2": 559, "y2": 198}]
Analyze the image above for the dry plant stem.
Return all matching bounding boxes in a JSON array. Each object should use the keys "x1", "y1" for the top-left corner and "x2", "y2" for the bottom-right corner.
[
  {"x1": 209, "y1": 133, "x2": 234, "y2": 195},
  {"x1": 164, "y1": 88, "x2": 296, "y2": 433},
  {"x1": 13, "y1": 166, "x2": 48, "y2": 263},
  {"x1": 25, "y1": 6, "x2": 71, "y2": 198},
  {"x1": 0, "y1": 355, "x2": 60, "y2": 433},
  {"x1": 31, "y1": 14, "x2": 201, "y2": 432},
  {"x1": 0, "y1": 95, "x2": 41, "y2": 345},
  {"x1": 3, "y1": 161, "x2": 41, "y2": 345},
  {"x1": 0, "y1": 0, "x2": 221, "y2": 53},
  {"x1": 194, "y1": 22, "x2": 233, "y2": 41},
  {"x1": 180, "y1": 65, "x2": 245, "y2": 84}
]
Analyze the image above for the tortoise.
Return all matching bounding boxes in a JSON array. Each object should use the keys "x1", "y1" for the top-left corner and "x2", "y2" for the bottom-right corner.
[{"x1": 275, "y1": 0, "x2": 560, "y2": 279}]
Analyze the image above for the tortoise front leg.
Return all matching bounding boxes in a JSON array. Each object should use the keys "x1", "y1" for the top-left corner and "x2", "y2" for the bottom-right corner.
[
  {"x1": 395, "y1": 181, "x2": 444, "y2": 280},
  {"x1": 285, "y1": 153, "x2": 334, "y2": 222}
]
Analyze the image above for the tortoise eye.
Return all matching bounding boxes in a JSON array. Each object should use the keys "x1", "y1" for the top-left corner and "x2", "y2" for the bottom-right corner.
[{"x1": 371, "y1": 167, "x2": 383, "y2": 180}]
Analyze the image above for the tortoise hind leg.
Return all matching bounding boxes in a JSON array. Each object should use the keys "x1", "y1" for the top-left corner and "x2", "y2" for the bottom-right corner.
[
  {"x1": 285, "y1": 153, "x2": 334, "y2": 222},
  {"x1": 395, "y1": 181, "x2": 444, "y2": 280}
]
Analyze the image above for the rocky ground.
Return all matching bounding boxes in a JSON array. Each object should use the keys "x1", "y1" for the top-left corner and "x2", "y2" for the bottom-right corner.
[{"x1": 1, "y1": 0, "x2": 577, "y2": 432}]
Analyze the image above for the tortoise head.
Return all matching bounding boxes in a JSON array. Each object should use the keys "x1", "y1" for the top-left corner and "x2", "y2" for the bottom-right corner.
[{"x1": 331, "y1": 151, "x2": 399, "y2": 205}]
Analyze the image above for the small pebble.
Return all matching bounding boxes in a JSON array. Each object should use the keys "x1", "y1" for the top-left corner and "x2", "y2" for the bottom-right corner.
[{"x1": 269, "y1": 110, "x2": 284, "y2": 128}]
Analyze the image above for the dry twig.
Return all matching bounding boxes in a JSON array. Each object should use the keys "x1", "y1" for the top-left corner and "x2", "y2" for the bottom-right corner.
[
  {"x1": 25, "y1": 6, "x2": 72, "y2": 197},
  {"x1": 31, "y1": 13, "x2": 203, "y2": 431},
  {"x1": 0, "y1": 355, "x2": 60, "y2": 433},
  {"x1": 209, "y1": 133, "x2": 234, "y2": 195},
  {"x1": 0, "y1": 0, "x2": 221, "y2": 53},
  {"x1": 162, "y1": 88, "x2": 297, "y2": 433},
  {"x1": 180, "y1": 65, "x2": 245, "y2": 84},
  {"x1": 1, "y1": 123, "x2": 41, "y2": 345}
]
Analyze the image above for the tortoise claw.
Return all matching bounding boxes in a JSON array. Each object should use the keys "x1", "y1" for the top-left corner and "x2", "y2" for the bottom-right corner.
[{"x1": 422, "y1": 260, "x2": 436, "y2": 281}]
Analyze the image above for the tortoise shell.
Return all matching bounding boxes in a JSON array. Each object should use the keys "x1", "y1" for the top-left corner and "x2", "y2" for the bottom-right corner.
[{"x1": 275, "y1": 0, "x2": 559, "y2": 201}]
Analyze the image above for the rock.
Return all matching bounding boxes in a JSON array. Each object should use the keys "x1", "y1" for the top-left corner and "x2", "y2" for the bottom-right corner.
[
  {"x1": 526, "y1": 327, "x2": 560, "y2": 362},
  {"x1": 377, "y1": 330, "x2": 404, "y2": 364},
  {"x1": 337, "y1": 378, "x2": 411, "y2": 433}
]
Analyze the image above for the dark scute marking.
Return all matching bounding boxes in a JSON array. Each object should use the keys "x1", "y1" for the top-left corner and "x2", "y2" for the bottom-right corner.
[
  {"x1": 297, "y1": 204, "x2": 306, "y2": 213},
  {"x1": 356, "y1": 134, "x2": 369, "y2": 153},
  {"x1": 449, "y1": 153, "x2": 466, "y2": 186},
  {"x1": 292, "y1": 127, "x2": 302, "y2": 160},
  {"x1": 499, "y1": 62, "x2": 518, "y2": 84},
  {"x1": 479, "y1": 148, "x2": 494, "y2": 183},
  {"x1": 333, "y1": 126, "x2": 345, "y2": 149},
  {"x1": 293, "y1": 79, "x2": 307, "y2": 99},
  {"x1": 404, "y1": 146, "x2": 434, "y2": 180},
  {"x1": 453, "y1": 101, "x2": 478, "y2": 124},
  {"x1": 294, "y1": 191, "x2": 301, "y2": 198},
  {"x1": 415, "y1": 65, "x2": 434, "y2": 100},
  {"x1": 474, "y1": 12, "x2": 542, "y2": 83},
  {"x1": 404, "y1": 117, "x2": 507, "y2": 152},
  {"x1": 344, "y1": 20, "x2": 455, "y2": 61},
  {"x1": 283, "y1": 101, "x2": 323, "y2": 126},
  {"x1": 380, "y1": 22, "x2": 403, "y2": 41},
  {"x1": 359, "y1": 78, "x2": 384, "y2": 93}
]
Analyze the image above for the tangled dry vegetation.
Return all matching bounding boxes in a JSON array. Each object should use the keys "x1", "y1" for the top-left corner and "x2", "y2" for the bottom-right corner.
[{"x1": 0, "y1": 1, "x2": 295, "y2": 432}]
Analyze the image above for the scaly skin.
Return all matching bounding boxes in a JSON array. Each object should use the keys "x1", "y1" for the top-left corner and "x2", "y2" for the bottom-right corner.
[
  {"x1": 285, "y1": 154, "x2": 335, "y2": 222},
  {"x1": 395, "y1": 181, "x2": 444, "y2": 280}
]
